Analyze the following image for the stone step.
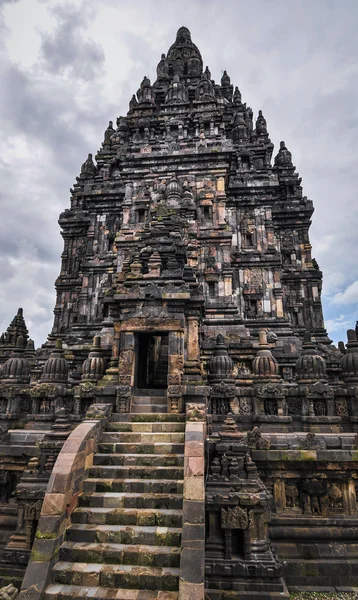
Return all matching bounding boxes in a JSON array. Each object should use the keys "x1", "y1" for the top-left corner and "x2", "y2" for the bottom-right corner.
[
  {"x1": 66, "y1": 524, "x2": 181, "y2": 546},
  {"x1": 72, "y1": 507, "x2": 182, "y2": 528},
  {"x1": 45, "y1": 584, "x2": 178, "y2": 600},
  {"x1": 52, "y1": 562, "x2": 179, "y2": 591},
  {"x1": 131, "y1": 404, "x2": 168, "y2": 413},
  {"x1": 83, "y1": 478, "x2": 183, "y2": 494},
  {"x1": 98, "y1": 442, "x2": 184, "y2": 455},
  {"x1": 93, "y1": 453, "x2": 184, "y2": 467},
  {"x1": 111, "y1": 413, "x2": 185, "y2": 423},
  {"x1": 106, "y1": 422, "x2": 185, "y2": 433},
  {"x1": 60, "y1": 541, "x2": 180, "y2": 567},
  {"x1": 101, "y1": 432, "x2": 185, "y2": 444},
  {"x1": 89, "y1": 466, "x2": 184, "y2": 480},
  {"x1": 79, "y1": 492, "x2": 183, "y2": 510},
  {"x1": 132, "y1": 396, "x2": 167, "y2": 405}
]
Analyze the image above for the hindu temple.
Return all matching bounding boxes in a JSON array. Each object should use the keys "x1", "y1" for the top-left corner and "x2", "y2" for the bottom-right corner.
[{"x1": 0, "y1": 26, "x2": 357, "y2": 600}]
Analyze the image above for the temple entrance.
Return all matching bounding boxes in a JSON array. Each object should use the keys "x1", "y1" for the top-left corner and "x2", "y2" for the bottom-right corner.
[{"x1": 135, "y1": 332, "x2": 169, "y2": 389}]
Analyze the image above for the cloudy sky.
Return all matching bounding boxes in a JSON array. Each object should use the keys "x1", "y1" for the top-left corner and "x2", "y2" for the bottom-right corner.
[{"x1": 0, "y1": 0, "x2": 357, "y2": 347}]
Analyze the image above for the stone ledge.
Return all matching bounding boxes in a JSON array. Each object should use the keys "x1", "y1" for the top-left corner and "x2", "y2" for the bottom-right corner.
[
  {"x1": 18, "y1": 405, "x2": 111, "y2": 600},
  {"x1": 179, "y1": 413, "x2": 205, "y2": 600}
]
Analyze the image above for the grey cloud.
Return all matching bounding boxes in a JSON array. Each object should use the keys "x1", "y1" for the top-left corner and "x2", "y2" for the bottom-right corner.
[
  {"x1": 0, "y1": 0, "x2": 116, "y2": 345},
  {"x1": 40, "y1": 3, "x2": 105, "y2": 81}
]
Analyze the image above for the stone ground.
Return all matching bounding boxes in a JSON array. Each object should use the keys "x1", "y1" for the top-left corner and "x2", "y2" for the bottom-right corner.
[{"x1": 290, "y1": 593, "x2": 358, "y2": 599}]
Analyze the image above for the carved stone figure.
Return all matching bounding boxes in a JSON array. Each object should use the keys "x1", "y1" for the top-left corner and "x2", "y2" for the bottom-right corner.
[
  {"x1": 285, "y1": 484, "x2": 299, "y2": 508},
  {"x1": 221, "y1": 506, "x2": 249, "y2": 529},
  {"x1": 0, "y1": 585, "x2": 18, "y2": 600}
]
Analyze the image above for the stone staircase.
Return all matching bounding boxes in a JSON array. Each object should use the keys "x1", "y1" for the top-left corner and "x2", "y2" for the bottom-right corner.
[
  {"x1": 131, "y1": 390, "x2": 167, "y2": 413},
  {"x1": 44, "y1": 411, "x2": 185, "y2": 600}
]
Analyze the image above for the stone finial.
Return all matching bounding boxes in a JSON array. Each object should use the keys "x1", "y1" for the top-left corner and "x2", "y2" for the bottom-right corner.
[
  {"x1": 204, "y1": 66, "x2": 211, "y2": 80},
  {"x1": 295, "y1": 331, "x2": 327, "y2": 384},
  {"x1": 156, "y1": 53, "x2": 169, "y2": 81},
  {"x1": 25, "y1": 339, "x2": 35, "y2": 351},
  {"x1": 218, "y1": 413, "x2": 244, "y2": 440},
  {"x1": 195, "y1": 72, "x2": 215, "y2": 102},
  {"x1": 233, "y1": 86, "x2": 242, "y2": 104},
  {"x1": 274, "y1": 141, "x2": 293, "y2": 167},
  {"x1": 2, "y1": 335, "x2": 31, "y2": 385},
  {"x1": 80, "y1": 153, "x2": 96, "y2": 178},
  {"x1": 253, "y1": 330, "x2": 280, "y2": 382},
  {"x1": 338, "y1": 341, "x2": 346, "y2": 354},
  {"x1": 128, "y1": 254, "x2": 143, "y2": 278},
  {"x1": 221, "y1": 70, "x2": 231, "y2": 86},
  {"x1": 0, "y1": 307, "x2": 29, "y2": 347},
  {"x1": 40, "y1": 339, "x2": 69, "y2": 384},
  {"x1": 166, "y1": 176, "x2": 181, "y2": 199},
  {"x1": 82, "y1": 336, "x2": 105, "y2": 383},
  {"x1": 137, "y1": 77, "x2": 155, "y2": 105},
  {"x1": 129, "y1": 94, "x2": 138, "y2": 111},
  {"x1": 256, "y1": 109, "x2": 267, "y2": 134},
  {"x1": 176, "y1": 26, "x2": 191, "y2": 41},
  {"x1": 103, "y1": 120, "x2": 114, "y2": 146},
  {"x1": 146, "y1": 251, "x2": 162, "y2": 278},
  {"x1": 165, "y1": 75, "x2": 188, "y2": 105},
  {"x1": 341, "y1": 329, "x2": 358, "y2": 383},
  {"x1": 208, "y1": 334, "x2": 234, "y2": 382},
  {"x1": 117, "y1": 116, "x2": 128, "y2": 133}
]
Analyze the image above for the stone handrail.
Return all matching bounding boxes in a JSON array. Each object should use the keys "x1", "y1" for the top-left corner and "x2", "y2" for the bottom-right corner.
[
  {"x1": 18, "y1": 405, "x2": 111, "y2": 600},
  {"x1": 179, "y1": 417, "x2": 206, "y2": 600}
]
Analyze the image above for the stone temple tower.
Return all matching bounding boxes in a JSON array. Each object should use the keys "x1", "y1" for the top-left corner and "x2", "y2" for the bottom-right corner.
[{"x1": 51, "y1": 26, "x2": 328, "y2": 385}]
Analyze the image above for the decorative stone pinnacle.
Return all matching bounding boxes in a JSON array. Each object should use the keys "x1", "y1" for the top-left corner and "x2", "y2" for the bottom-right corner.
[
  {"x1": 93, "y1": 335, "x2": 101, "y2": 349},
  {"x1": 259, "y1": 329, "x2": 268, "y2": 347},
  {"x1": 347, "y1": 329, "x2": 357, "y2": 344},
  {"x1": 16, "y1": 335, "x2": 25, "y2": 349}
]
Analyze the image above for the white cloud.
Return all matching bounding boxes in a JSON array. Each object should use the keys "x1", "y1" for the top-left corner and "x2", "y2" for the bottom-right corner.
[
  {"x1": 332, "y1": 280, "x2": 358, "y2": 306},
  {"x1": 325, "y1": 315, "x2": 352, "y2": 334}
]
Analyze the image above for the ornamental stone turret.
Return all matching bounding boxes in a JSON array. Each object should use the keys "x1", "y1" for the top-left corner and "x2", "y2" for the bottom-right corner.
[
  {"x1": 274, "y1": 141, "x2": 293, "y2": 167},
  {"x1": 103, "y1": 121, "x2": 114, "y2": 147},
  {"x1": 40, "y1": 339, "x2": 68, "y2": 384},
  {"x1": 195, "y1": 69, "x2": 216, "y2": 102},
  {"x1": 129, "y1": 94, "x2": 138, "y2": 111},
  {"x1": 208, "y1": 335, "x2": 234, "y2": 383},
  {"x1": 0, "y1": 307, "x2": 29, "y2": 350},
  {"x1": 156, "y1": 53, "x2": 170, "y2": 83},
  {"x1": 165, "y1": 75, "x2": 188, "y2": 105},
  {"x1": 220, "y1": 70, "x2": 233, "y2": 102},
  {"x1": 137, "y1": 76, "x2": 155, "y2": 105},
  {"x1": 81, "y1": 336, "x2": 105, "y2": 383},
  {"x1": 166, "y1": 26, "x2": 203, "y2": 79},
  {"x1": 253, "y1": 330, "x2": 280, "y2": 382},
  {"x1": 295, "y1": 331, "x2": 327, "y2": 384},
  {"x1": 341, "y1": 329, "x2": 358, "y2": 384},
  {"x1": 80, "y1": 153, "x2": 96, "y2": 178},
  {"x1": 233, "y1": 85, "x2": 242, "y2": 105},
  {"x1": 1, "y1": 336, "x2": 31, "y2": 385},
  {"x1": 256, "y1": 110, "x2": 267, "y2": 135}
]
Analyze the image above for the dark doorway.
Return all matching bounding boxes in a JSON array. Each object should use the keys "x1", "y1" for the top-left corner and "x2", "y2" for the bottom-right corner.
[
  {"x1": 136, "y1": 332, "x2": 169, "y2": 389},
  {"x1": 231, "y1": 529, "x2": 245, "y2": 558}
]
